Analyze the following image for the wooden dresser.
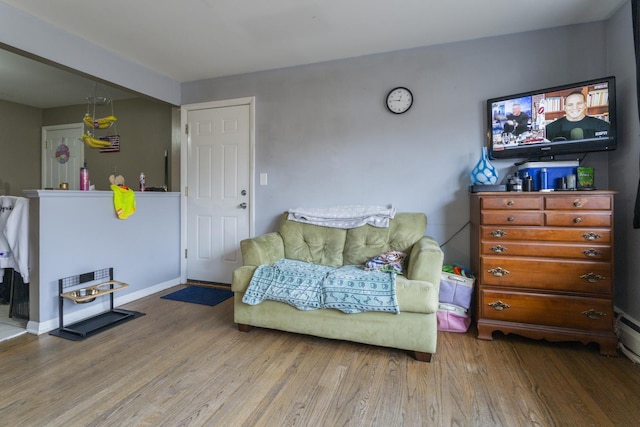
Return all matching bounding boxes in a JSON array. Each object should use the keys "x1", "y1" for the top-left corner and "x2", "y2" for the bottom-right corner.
[{"x1": 470, "y1": 191, "x2": 617, "y2": 355}]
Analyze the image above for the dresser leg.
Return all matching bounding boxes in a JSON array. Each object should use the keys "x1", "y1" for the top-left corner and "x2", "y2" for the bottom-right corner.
[
  {"x1": 598, "y1": 339, "x2": 619, "y2": 356},
  {"x1": 476, "y1": 323, "x2": 494, "y2": 340}
]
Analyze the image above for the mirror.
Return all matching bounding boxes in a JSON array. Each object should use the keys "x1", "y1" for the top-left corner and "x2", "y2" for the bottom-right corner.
[{"x1": 0, "y1": 46, "x2": 178, "y2": 195}]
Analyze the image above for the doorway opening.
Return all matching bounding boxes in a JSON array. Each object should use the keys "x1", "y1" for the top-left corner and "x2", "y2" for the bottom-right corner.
[{"x1": 0, "y1": 269, "x2": 28, "y2": 342}]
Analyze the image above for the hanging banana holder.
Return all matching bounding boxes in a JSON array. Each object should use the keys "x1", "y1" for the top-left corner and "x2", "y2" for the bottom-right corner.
[{"x1": 81, "y1": 85, "x2": 119, "y2": 149}]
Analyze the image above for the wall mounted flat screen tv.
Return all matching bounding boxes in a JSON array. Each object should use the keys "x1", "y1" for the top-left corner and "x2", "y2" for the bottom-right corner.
[{"x1": 488, "y1": 76, "x2": 616, "y2": 160}]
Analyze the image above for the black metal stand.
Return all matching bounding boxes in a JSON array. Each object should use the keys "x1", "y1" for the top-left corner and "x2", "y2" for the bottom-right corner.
[
  {"x1": 1, "y1": 268, "x2": 29, "y2": 319},
  {"x1": 49, "y1": 268, "x2": 144, "y2": 341}
]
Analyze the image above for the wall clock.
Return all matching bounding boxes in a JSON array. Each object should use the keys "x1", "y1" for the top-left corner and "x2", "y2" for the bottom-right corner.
[{"x1": 386, "y1": 87, "x2": 413, "y2": 114}]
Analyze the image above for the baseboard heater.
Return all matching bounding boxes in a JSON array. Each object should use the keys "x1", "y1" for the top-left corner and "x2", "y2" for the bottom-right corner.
[{"x1": 615, "y1": 307, "x2": 640, "y2": 364}]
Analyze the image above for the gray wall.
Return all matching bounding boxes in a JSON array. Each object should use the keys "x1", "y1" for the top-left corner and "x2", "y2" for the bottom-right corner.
[
  {"x1": 0, "y1": 98, "x2": 174, "y2": 194},
  {"x1": 27, "y1": 191, "x2": 180, "y2": 331},
  {"x1": 608, "y1": 2, "x2": 640, "y2": 321},
  {"x1": 2, "y1": 0, "x2": 637, "y2": 322},
  {"x1": 182, "y1": 22, "x2": 611, "y2": 268},
  {"x1": 43, "y1": 98, "x2": 175, "y2": 191},
  {"x1": 0, "y1": 99, "x2": 41, "y2": 195}
]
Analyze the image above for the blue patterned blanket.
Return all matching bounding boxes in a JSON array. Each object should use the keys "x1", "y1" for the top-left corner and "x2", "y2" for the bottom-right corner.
[{"x1": 242, "y1": 259, "x2": 399, "y2": 314}]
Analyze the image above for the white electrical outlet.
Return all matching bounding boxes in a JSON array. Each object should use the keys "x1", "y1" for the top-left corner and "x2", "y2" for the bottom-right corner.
[{"x1": 260, "y1": 173, "x2": 268, "y2": 186}]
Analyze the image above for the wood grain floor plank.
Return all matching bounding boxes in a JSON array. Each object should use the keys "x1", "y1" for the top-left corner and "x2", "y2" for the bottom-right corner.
[{"x1": 1, "y1": 287, "x2": 640, "y2": 426}]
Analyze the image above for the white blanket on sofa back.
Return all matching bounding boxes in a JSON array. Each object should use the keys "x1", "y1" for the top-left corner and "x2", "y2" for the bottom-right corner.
[{"x1": 287, "y1": 204, "x2": 396, "y2": 228}]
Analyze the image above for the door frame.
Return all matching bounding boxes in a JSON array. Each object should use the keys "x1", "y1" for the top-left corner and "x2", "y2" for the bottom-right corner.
[{"x1": 179, "y1": 97, "x2": 256, "y2": 283}]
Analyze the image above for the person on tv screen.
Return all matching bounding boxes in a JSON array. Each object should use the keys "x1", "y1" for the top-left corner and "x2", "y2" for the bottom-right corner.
[
  {"x1": 545, "y1": 91, "x2": 609, "y2": 141},
  {"x1": 503, "y1": 103, "x2": 530, "y2": 135}
]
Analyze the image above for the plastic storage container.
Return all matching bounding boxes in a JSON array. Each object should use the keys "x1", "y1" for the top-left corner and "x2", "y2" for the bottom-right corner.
[
  {"x1": 517, "y1": 161, "x2": 579, "y2": 191},
  {"x1": 439, "y1": 272, "x2": 475, "y2": 309},
  {"x1": 436, "y1": 303, "x2": 471, "y2": 333}
]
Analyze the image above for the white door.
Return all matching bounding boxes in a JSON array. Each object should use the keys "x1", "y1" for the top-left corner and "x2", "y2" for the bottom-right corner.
[
  {"x1": 42, "y1": 123, "x2": 84, "y2": 190},
  {"x1": 186, "y1": 104, "x2": 251, "y2": 284}
]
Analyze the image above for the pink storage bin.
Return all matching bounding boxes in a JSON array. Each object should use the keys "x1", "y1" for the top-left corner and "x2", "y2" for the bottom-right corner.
[
  {"x1": 439, "y1": 272, "x2": 475, "y2": 310},
  {"x1": 436, "y1": 303, "x2": 471, "y2": 333}
]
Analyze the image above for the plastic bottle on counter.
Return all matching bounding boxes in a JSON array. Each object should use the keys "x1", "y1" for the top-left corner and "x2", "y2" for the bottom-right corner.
[
  {"x1": 540, "y1": 167, "x2": 548, "y2": 190},
  {"x1": 139, "y1": 172, "x2": 146, "y2": 192},
  {"x1": 523, "y1": 172, "x2": 534, "y2": 191},
  {"x1": 512, "y1": 175, "x2": 523, "y2": 192},
  {"x1": 80, "y1": 162, "x2": 89, "y2": 191}
]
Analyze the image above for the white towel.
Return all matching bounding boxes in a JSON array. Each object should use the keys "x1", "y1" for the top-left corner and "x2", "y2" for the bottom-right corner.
[
  {"x1": 0, "y1": 196, "x2": 29, "y2": 283},
  {"x1": 287, "y1": 204, "x2": 396, "y2": 228}
]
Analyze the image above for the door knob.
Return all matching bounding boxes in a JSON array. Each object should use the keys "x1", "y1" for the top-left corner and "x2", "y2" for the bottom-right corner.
[
  {"x1": 238, "y1": 202, "x2": 247, "y2": 209},
  {"x1": 241, "y1": 190, "x2": 247, "y2": 196}
]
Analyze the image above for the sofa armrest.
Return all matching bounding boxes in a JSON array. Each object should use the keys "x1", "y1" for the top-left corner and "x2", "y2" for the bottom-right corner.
[
  {"x1": 406, "y1": 236, "x2": 444, "y2": 287},
  {"x1": 240, "y1": 232, "x2": 285, "y2": 266}
]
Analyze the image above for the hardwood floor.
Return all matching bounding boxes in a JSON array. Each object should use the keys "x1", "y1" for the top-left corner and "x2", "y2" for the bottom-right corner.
[
  {"x1": 0, "y1": 303, "x2": 27, "y2": 342},
  {"x1": 1, "y1": 285, "x2": 640, "y2": 426}
]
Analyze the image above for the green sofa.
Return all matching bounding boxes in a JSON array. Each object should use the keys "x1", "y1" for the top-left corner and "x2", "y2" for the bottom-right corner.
[{"x1": 231, "y1": 212, "x2": 444, "y2": 362}]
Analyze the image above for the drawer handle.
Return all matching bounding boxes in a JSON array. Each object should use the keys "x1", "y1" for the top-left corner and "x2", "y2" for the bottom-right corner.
[
  {"x1": 582, "y1": 248, "x2": 603, "y2": 257},
  {"x1": 490, "y1": 229, "x2": 507, "y2": 238},
  {"x1": 573, "y1": 217, "x2": 583, "y2": 224},
  {"x1": 582, "y1": 232, "x2": 602, "y2": 241},
  {"x1": 490, "y1": 245, "x2": 508, "y2": 253},
  {"x1": 582, "y1": 309, "x2": 606, "y2": 320},
  {"x1": 574, "y1": 200, "x2": 583, "y2": 207},
  {"x1": 507, "y1": 200, "x2": 514, "y2": 206},
  {"x1": 507, "y1": 216, "x2": 515, "y2": 222},
  {"x1": 580, "y1": 272, "x2": 606, "y2": 283},
  {"x1": 488, "y1": 267, "x2": 510, "y2": 277},
  {"x1": 488, "y1": 300, "x2": 510, "y2": 311}
]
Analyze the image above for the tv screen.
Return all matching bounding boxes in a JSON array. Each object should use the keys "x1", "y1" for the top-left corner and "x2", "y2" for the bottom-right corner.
[{"x1": 488, "y1": 76, "x2": 616, "y2": 160}]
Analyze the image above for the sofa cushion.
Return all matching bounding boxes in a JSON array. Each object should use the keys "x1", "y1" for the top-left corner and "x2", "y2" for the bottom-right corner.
[
  {"x1": 343, "y1": 213, "x2": 426, "y2": 265},
  {"x1": 279, "y1": 214, "x2": 347, "y2": 267}
]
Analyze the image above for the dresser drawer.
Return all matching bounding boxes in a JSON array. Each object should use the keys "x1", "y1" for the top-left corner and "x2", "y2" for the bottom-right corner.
[
  {"x1": 480, "y1": 257, "x2": 612, "y2": 294},
  {"x1": 545, "y1": 196, "x2": 611, "y2": 211},
  {"x1": 480, "y1": 289, "x2": 613, "y2": 331},
  {"x1": 545, "y1": 212, "x2": 611, "y2": 227},
  {"x1": 481, "y1": 211, "x2": 543, "y2": 226},
  {"x1": 482, "y1": 197, "x2": 542, "y2": 210},
  {"x1": 481, "y1": 241, "x2": 611, "y2": 261},
  {"x1": 480, "y1": 226, "x2": 612, "y2": 243}
]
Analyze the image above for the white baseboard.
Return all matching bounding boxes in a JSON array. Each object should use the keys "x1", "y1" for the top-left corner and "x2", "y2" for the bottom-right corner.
[
  {"x1": 614, "y1": 307, "x2": 640, "y2": 364},
  {"x1": 27, "y1": 277, "x2": 181, "y2": 335}
]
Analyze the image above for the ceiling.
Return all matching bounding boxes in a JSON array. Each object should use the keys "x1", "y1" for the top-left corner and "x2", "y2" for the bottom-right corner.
[{"x1": 0, "y1": 0, "x2": 628, "y2": 108}]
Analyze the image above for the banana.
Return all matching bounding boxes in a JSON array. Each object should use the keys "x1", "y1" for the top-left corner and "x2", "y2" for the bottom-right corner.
[
  {"x1": 82, "y1": 133, "x2": 112, "y2": 149},
  {"x1": 83, "y1": 114, "x2": 118, "y2": 129}
]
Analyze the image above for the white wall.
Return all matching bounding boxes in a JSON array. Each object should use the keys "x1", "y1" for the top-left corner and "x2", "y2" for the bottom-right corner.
[{"x1": 181, "y1": 23, "x2": 611, "y2": 267}]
